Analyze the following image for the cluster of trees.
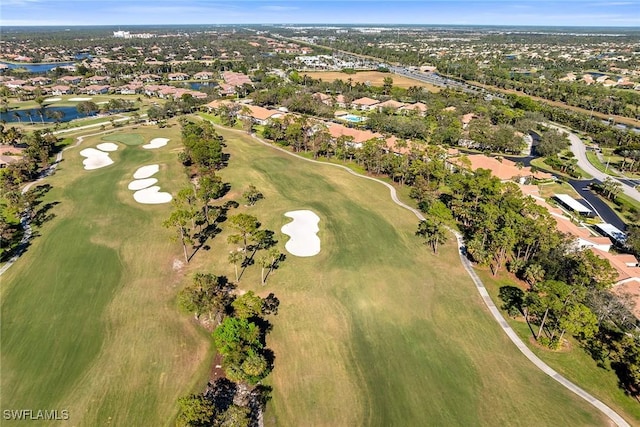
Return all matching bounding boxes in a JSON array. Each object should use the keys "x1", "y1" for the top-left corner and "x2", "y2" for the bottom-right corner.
[
  {"x1": 466, "y1": 118, "x2": 525, "y2": 154},
  {"x1": 430, "y1": 168, "x2": 639, "y2": 395},
  {"x1": 505, "y1": 94, "x2": 640, "y2": 148},
  {"x1": 213, "y1": 291, "x2": 278, "y2": 385},
  {"x1": 148, "y1": 94, "x2": 207, "y2": 122},
  {"x1": 177, "y1": 273, "x2": 279, "y2": 426},
  {"x1": 613, "y1": 147, "x2": 640, "y2": 173},
  {"x1": 170, "y1": 119, "x2": 284, "y2": 426},
  {"x1": 590, "y1": 177, "x2": 624, "y2": 205},
  {"x1": 226, "y1": 211, "x2": 284, "y2": 286},
  {"x1": 0, "y1": 127, "x2": 59, "y2": 192},
  {"x1": 479, "y1": 72, "x2": 640, "y2": 120},
  {"x1": 164, "y1": 121, "x2": 232, "y2": 262},
  {"x1": 0, "y1": 126, "x2": 59, "y2": 260},
  {"x1": 534, "y1": 128, "x2": 570, "y2": 157}
]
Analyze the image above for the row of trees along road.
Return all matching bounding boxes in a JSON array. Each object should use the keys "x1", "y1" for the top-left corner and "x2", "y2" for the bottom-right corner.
[{"x1": 166, "y1": 119, "x2": 283, "y2": 426}]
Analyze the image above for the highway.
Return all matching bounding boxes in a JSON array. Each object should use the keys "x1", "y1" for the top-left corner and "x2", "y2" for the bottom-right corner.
[{"x1": 389, "y1": 65, "x2": 481, "y2": 94}]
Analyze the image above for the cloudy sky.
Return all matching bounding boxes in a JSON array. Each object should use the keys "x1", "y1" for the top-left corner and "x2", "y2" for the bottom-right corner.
[{"x1": 2, "y1": 0, "x2": 639, "y2": 27}]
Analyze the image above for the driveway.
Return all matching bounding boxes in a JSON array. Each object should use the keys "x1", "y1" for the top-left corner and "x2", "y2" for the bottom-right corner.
[{"x1": 567, "y1": 179, "x2": 627, "y2": 231}]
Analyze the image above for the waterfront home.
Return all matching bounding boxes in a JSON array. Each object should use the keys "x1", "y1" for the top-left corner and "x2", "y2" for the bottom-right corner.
[
  {"x1": 194, "y1": 71, "x2": 214, "y2": 80},
  {"x1": 168, "y1": 72, "x2": 190, "y2": 81}
]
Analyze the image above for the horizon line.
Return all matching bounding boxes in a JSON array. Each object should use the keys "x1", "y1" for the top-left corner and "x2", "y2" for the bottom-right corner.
[{"x1": 3, "y1": 23, "x2": 640, "y2": 28}]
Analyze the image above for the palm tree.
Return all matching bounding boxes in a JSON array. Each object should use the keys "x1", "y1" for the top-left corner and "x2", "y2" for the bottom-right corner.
[
  {"x1": 416, "y1": 218, "x2": 447, "y2": 254},
  {"x1": 228, "y1": 250, "x2": 243, "y2": 282},
  {"x1": 25, "y1": 110, "x2": 34, "y2": 125},
  {"x1": 523, "y1": 264, "x2": 545, "y2": 287}
]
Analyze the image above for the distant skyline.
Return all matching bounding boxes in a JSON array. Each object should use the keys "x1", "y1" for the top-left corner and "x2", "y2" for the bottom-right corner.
[{"x1": 2, "y1": 1, "x2": 639, "y2": 27}]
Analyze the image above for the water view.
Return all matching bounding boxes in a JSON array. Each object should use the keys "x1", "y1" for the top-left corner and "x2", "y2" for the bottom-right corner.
[
  {"x1": 1, "y1": 106, "x2": 93, "y2": 123},
  {"x1": 0, "y1": 61, "x2": 76, "y2": 73}
]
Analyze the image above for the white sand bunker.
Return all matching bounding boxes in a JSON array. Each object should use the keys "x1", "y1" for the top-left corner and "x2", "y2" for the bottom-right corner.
[
  {"x1": 69, "y1": 97, "x2": 92, "y2": 101},
  {"x1": 129, "y1": 164, "x2": 171, "y2": 204},
  {"x1": 44, "y1": 97, "x2": 61, "y2": 102},
  {"x1": 143, "y1": 138, "x2": 169, "y2": 149},
  {"x1": 133, "y1": 164, "x2": 159, "y2": 179},
  {"x1": 281, "y1": 210, "x2": 321, "y2": 257},
  {"x1": 80, "y1": 148, "x2": 113, "y2": 170},
  {"x1": 96, "y1": 142, "x2": 119, "y2": 152},
  {"x1": 133, "y1": 186, "x2": 173, "y2": 204},
  {"x1": 128, "y1": 178, "x2": 158, "y2": 190}
]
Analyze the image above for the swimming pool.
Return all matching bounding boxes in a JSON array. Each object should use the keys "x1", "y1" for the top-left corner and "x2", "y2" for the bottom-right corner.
[{"x1": 342, "y1": 114, "x2": 366, "y2": 123}]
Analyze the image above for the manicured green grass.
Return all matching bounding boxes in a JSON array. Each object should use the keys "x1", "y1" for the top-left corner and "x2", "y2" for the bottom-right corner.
[
  {"x1": 537, "y1": 181, "x2": 582, "y2": 199},
  {"x1": 1, "y1": 118, "x2": 624, "y2": 426},
  {"x1": 530, "y1": 157, "x2": 593, "y2": 180},
  {"x1": 478, "y1": 269, "x2": 640, "y2": 423},
  {"x1": 586, "y1": 151, "x2": 619, "y2": 177},
  {"x1": 592, "y1": 191, "x2": 640, "y2": 226},
  {"x1": 199, "y1": 125, "x2": 610, "y2": 426},
  {"x1": 102, "y1": 132, "x2": 146, "y2": 146},
  {"x1": 1, "y1": 123, "x2": 211, "y2": 426}
]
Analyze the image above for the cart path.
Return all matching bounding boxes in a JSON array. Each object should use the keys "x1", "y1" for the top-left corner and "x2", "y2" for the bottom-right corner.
[{"x1": 209, "y1": 122, "x2": 630, "y2": 427}]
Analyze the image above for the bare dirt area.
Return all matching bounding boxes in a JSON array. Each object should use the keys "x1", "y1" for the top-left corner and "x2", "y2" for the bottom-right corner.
[{"x1": 303, "y1": 70, "x2": 441, "y2": 92}]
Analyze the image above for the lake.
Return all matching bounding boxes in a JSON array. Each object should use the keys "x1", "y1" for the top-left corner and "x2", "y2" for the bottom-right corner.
[
  {"x1": 1, "y1": 106, "x2": 93, "y2": 123},
  {"x1": 0, "y1": 61, "x2": 76, "y2": 73}
]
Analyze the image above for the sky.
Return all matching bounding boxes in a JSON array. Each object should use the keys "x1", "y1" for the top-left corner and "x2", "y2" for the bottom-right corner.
[{"x1": 1, "y1": 0, "x2": 639, "y2": 27}]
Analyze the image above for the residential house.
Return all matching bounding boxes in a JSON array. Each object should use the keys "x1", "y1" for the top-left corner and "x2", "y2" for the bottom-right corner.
[
  {"x1": 57, "y1": 76, "x2": 82, "y2": 85},
  {"x1": 119, "y1": 83, "x2": 143, "y2": 95},
  {"x1": 87, "y1": 75, "x2": 110, "y2": 84},
  {"x1": 29, "y1": 76, "x2": 51, "y2": 85},
  {"x1": 238, "y1": 104, "x2": 284, "y2": 125},
  {"x1": 50, "y1": 85, "x2": 71, "y2": 95},
  {"x1": 168, "y1": 72, "x2": 189, "y2": 81},
  {"x1": 351, "y1": 97, "x2": 380, "y2": 111},
  {"x1": 4, "y1": 79, "x2": 27, "y2": 89},
  {"x1": 83, "y1": 84, "x2": 110, "y2": 95},
  {"x1": 139, "y1": 74, "x2": 161, "y2": 83},
  {"x1": 312, "y1": 92, "x2": 333, "y2": 106},
  {"x1": 461, "y1": 113, "x2": 477, "y2": 129},
  {"x1": 447, "y1": 154, "x2": 553, "y2": 183},
  {"x1": 400, "y1": 102, "x2": 428, "y2": 116},
  {"x1": 218, "y1": 83, "x2": 237, "y2": 97},
  {"x1": 375, "y1": 99, "x2": 405, "y2": 112},
  {"x1": 194, "y1": 71, "x2": 214, "y2": 80}
]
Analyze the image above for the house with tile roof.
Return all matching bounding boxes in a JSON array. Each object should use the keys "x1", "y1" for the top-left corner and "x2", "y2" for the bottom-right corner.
[{"x1": 351, "y1": 97, "x2": 380, "y2": 111}]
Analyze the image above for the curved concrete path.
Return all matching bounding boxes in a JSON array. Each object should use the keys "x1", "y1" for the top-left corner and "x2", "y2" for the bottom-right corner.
[
  {"x1": 549, "y1": 123, "x2": 640, "y2": 204},
  {"x1": 208, "y1": 121, "x2": 630, "y2": 427}
]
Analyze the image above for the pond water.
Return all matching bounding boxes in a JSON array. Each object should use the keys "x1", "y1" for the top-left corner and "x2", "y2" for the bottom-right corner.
[
  {"x1": 0, "y1": 61, "x2": 76, "y2": 73},
  {"x1": 185, "y1": 82, "x2": 217, "y2": 90},
  {"x1": 1, "y1": 106, "x2": 93, "y2": 123}
]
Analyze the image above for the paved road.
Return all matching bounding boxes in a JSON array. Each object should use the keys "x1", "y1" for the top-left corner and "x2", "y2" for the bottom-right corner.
[
  {"x1": 549, "y1": 123, "x2": 640, "y2": 203},
  {"x1": 204, "y1": 119, "x2": 630, "y2": 427},
  {"x1": 568, "y1": 179, "x2": 627, "y2": 231}
]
